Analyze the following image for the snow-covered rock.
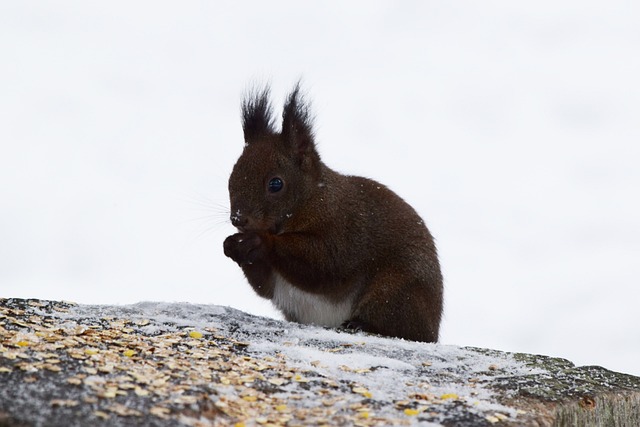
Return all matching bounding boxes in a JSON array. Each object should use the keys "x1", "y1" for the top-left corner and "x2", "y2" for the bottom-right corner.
[{"x1": 1, "y1": 298, "x2": 639, "y2": 426}]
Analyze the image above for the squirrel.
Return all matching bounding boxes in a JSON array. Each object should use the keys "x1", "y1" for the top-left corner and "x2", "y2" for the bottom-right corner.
[{"x1": 223, "y1": 83, "x2": 443, "y2": 342}]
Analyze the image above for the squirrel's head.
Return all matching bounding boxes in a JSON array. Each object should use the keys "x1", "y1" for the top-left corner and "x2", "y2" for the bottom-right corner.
[{"x1": 228, "y1": 83, "x2": 322, "y2": 234}]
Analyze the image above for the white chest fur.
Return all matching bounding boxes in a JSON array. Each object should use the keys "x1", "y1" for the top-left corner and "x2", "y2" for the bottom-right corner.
[{"x1": 272, "y1": 274, "x2": 353, "y2": 328}]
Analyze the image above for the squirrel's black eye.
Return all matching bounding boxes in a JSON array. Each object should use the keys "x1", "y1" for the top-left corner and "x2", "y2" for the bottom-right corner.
[{"x1": 268, "y1": 177, "x2": 284, "y2": 193}]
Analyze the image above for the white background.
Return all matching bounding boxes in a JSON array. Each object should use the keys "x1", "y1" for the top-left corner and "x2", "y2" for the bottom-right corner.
[{"x1": 1, "y1": 2, "x2": 639, "y2": 375}]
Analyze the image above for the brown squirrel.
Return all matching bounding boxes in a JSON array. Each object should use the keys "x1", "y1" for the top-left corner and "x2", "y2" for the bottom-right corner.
[{"x1": 223, "y1": 84, "x2": 443, "y2": 342}]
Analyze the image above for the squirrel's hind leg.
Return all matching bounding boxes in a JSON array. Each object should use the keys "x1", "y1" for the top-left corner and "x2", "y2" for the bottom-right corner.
[{"x1": 350, "y1": 272, "x2": 441, "y2": 343}]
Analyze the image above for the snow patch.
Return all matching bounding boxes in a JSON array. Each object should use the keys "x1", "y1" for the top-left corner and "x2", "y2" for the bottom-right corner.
[{"x1": 52, "y1": 301, "x2": 546, "y2": 425}]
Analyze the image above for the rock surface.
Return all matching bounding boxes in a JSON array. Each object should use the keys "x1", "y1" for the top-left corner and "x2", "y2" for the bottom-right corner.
[{"x1": 0, "y1": 298, "x2": 638, "y2": 426}]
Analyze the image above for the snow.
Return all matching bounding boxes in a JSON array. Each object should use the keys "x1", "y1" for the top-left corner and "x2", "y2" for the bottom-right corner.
[
  {"x1": 62, "y1": 301, "x2": 539, "y2": 423},
  {"x1": 1, "y1": 1, "x2": 639, "y2": 378}
]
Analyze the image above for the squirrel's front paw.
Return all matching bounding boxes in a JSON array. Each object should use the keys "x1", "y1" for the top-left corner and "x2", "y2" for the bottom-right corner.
[{"x1": 223, "y1": 232, "x2": 264, "y2": 265}]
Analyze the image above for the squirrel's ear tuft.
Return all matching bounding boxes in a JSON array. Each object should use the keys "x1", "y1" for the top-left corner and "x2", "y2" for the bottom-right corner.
[
  {"x1": 242, "y1": 86, "x2": 276, "y2": 144},
  {"x1": 282, "y1": 82, "x2": 316, "y2": 158}
]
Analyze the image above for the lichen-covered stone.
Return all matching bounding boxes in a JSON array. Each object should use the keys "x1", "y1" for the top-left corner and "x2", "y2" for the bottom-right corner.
[{"x1": 1, "y1": 298, "x2": 638, "y2": 426}]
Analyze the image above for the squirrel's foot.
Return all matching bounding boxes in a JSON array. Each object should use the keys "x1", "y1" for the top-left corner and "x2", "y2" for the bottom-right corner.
[{"x1": 340, "y1": 319, "x2": 370, "y2": 333}]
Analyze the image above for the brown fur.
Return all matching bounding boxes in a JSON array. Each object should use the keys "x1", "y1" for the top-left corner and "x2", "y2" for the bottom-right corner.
[{"x1": 223, "y1": 83, "x2": 443, "y2": 342}]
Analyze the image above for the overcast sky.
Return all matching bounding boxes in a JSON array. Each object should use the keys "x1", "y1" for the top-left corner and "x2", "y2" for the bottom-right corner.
[{"x1": 1, "y1": 1, "x2": 639, "y2": 376}]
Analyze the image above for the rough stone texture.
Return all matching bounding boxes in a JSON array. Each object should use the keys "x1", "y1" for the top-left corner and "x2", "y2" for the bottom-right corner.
[{"x1": 1, "y1": 298, "x2": 638, "y2": 426}]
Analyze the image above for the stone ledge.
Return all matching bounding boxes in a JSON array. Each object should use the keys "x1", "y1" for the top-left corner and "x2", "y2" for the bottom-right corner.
[{"x1": 1, "y1": 298, "x2": 638, "y2": 426}]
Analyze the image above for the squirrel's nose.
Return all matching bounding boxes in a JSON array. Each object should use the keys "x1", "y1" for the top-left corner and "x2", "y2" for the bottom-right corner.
[{"x1": 230, "y1": 213, "x2": 248, "y2": 228}]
